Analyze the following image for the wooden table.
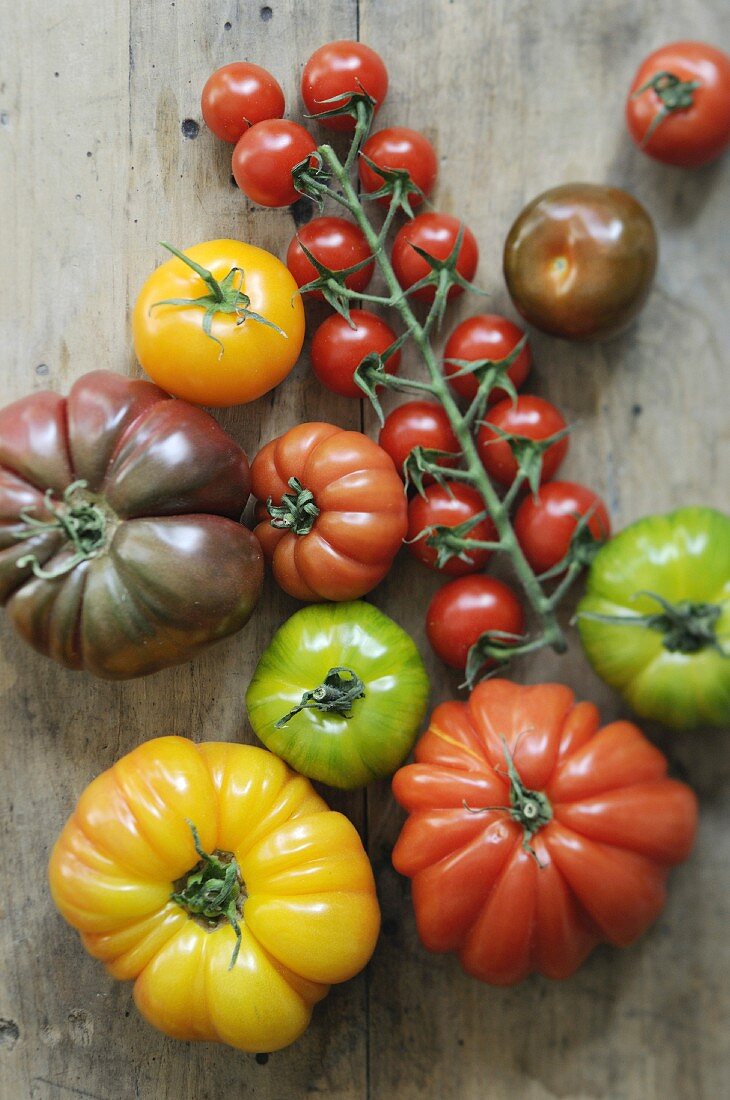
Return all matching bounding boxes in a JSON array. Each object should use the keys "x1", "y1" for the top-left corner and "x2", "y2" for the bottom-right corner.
[{"x1": 1, "y1": 2, "x2": 728, "y2": 1098}]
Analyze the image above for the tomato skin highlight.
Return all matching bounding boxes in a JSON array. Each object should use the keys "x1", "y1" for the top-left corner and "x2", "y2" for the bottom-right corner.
[
  {"x1": 201, "y1": 62, "x2": 285, "y2": 143},
  {"x1": 392, "y1": 213, "x2": 479, "y2": 302},
  {"x1": 426, "y1": 576, "x2": 525, "y2": 669},
  {"x1": 286, "y1": 217, "x2": 374, "y2": 299},
  {"x1": 477, "y1": 396, "x2": 568, "y2": 487},
  {"x1": 443, "y1": 314, "x2": 531, "y2": 403},
  {"x1": 302, "y1": 40, "x2": 388, "y2": 132},
  {"x1": 311, "y1": 310, "x2": 400, "y2": 398},
  {"x1": 359, "y1": 127, "x2": 438, "y2": 206},
  {"x1": 626, "y1": 41, "x2": 730, "y2": 167},
  {"x1": 407, "y1": 483, "x2": 497, "y2": 575},
  {"x1": 232, "y1": 119, "x2": 317, "y2": 207},
  {"x1": 514, "y1": 481, "x2": 610, "y2": 575},
  {"x1": 379, "y1": 401, "x2": 460, "y2": 483}
]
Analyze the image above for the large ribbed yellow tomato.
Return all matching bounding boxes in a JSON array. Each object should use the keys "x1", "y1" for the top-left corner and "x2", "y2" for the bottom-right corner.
[{"x1": 49, "y1": 737, "x2": 380, "y2": 1053}]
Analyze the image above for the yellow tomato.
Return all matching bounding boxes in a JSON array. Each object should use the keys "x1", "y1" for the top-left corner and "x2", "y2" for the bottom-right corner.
[
  {"x1": 49, "y1": 737, "x2": 380, "y2": 1053},
  {"x1": 132, "y1": 240, "x2": 305, "y2": 407}
]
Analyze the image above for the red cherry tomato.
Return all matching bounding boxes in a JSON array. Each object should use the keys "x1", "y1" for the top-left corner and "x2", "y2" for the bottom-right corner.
[
  {"x1": 359, "y1": 127, "x2": 438, "y2": 207},
  {"x1": 443, "y1": 315, "x2": 531, "y2": 403},
  {"x1": 407, "y1": 484, "x2": 496, "y2": 575},
  {"x1": 392, "y1": 213, "x2": 478, "y2": 303},
  {"x1": 232, "y1": 120, "x2": 317, "y2": 207},
  {"x1": 477, "y1": 396, "x2": 568, "y2": 487},
  {"x1": 311, "y1": 310, "x2": 400, "y2": 398},
  {"x1": 426, "y1": 576, "x2": 525, "y2": 670},
  {"x1": 201, "y1": 62, "x2": 285, "y2": 144},
  {"x1": 302, "y1": 41, "x2": 389, "y2": 132},
  {"x1": 379, "y1": 402, "x2": 460, "y2": 482},
  {"x1": 626, "y1": 41, "x2": 730, "y2": 167},
  {"x1": 514, "y1": 481, "x2": 611, "y2": 575},
  {"x1": 286, "y1": 217, "x2": 374, "y2": 300}
]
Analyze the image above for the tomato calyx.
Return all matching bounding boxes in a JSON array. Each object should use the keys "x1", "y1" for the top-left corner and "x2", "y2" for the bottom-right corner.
[
  {"x1": 463, "y1": 735, "x2": 552, "y2": 863},
  {"x1": 359, "y1": 152, "x2": 424, "y2": 218},
  {"x1": 275, "y1": 666, "x2": 367, "y2": 727},
  {"x1": 267, "y1": 477, "x2": 321, "y2": 536},
  {"x1": 289, "y1": 236, "x2": 375, "y2": 321},
  {"x1": 411, "y1": 511, "x2": 500, "y2": 572},
  {"x1": 304, "y1": 87, "x2": 377, "y2": 129},
  {"x1": 480, "y1": 423, "x2": 573, "y2": 496},
  {"x1": 632, "y1": 70, "x2": 702, "y2": 146},
  {"x1": 579, "y1": 591, "x2": 726, "y2": 657},
  {"x1": 405, "y1": 223, "x2": 484, "y2": 324},
  {"x1": 150, "y1": 242, "x2": 286, "y2": 356},
  {"x1": 14, "y1": 479, "x2": 115, "y2": 579},
  {"x1": 171, "y1": 822, "x2": 244, "y2": 970},
  {"x1": 445, "y1": 335, "x2": 528, "y2": 426}
]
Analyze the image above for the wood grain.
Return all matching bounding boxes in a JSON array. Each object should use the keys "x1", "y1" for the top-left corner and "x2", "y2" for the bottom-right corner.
[{"x1": 0, "y1": 1, "x2": 727, "y2": 1098}]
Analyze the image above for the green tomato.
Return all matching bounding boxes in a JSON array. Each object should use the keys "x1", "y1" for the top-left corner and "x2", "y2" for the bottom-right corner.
[
  {"x1": 246, "y1": 601, "x2": 430, "y2": 788},
  {"x1": 577, "y1": 507, "x2": 730, "y2": 730}
]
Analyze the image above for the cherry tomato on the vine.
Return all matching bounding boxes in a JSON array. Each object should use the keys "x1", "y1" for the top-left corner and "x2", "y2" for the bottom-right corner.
[
  {"x1": 311, "y1": 310, "x2": 400, "y2": 398},
  {"x1": 201, "y1": 62, "x2": 285, "y2": 144},
  {"x1": 286, "y1": 217, "x2": 374, "y2": 299},
  {"x1": 407, "y1": 483, "x2": 496, "y2": 575},
  {"x1": 392, "y1": 213, "x2": 478, "y2": 303},
  {"x1": 477, "y1": 396, "x2": 569, "y2": 487},
  {"x1": 514, "y1": 481, "x2": 611, "y2": 575},
  {"x1": 232, "y1": 119, "x2": 316, "y2": 207},
  {"x1": 426, "y1": 576, "x2": 525, "y2": 670},
  {"x1": 379, "y1": 402, "x2": 461, "y2": 482},
  {"x1": 443, "y1": 314, "x2": 531, "y2": 403},
  {"x1": 359, "y1": 127, "x2": 438, "y2": 207},
  {"x1": 302, "y1": 41, "x2": 388, "y2": 132},
  {"x1": 626, "y1": 41, "x2": 730, "y2": 167}
]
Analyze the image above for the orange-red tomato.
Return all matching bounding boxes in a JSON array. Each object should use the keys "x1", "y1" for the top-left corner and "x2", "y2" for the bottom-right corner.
[
  {"x1": 392, "y1": 679, "x2": 698, "y2": 985},
  {"x1": 251, "y1": 423, "x2": 407, "y2": 601}
]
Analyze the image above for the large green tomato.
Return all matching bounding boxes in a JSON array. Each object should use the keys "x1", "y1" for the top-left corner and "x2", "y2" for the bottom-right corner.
[
  {"x1": 577, "y1": 507, "x2": 730, "y2": 730},
  {"x1": 246, "y1": 601, "x2": 429, "y2": 788}
]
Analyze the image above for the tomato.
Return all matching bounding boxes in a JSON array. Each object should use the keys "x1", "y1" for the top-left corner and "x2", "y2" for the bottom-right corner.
[
  {"x1": 201, "y1": 62, "x2": 285, "y2": 143},
  {"x1": 311, "y1": 310, "x2": 400, "y2": 398},
  {"x1": 626, "y1": 42, "x2": 730, "y2": 167},
  {"x1": 49, "y1": 736, "x2": 380, "y2": 1052},
  {"x1": 0, "y1": 371, "x2": 263, "y2": 679},
  {"x1": 133, "y1": 240, "x2": 305, "y2": 407},
  {"x1": 426, "y1": 576, "x2": 525, "y2": 670},
  {"x1": 514, "y1": 481, "x2": 610, "y2": 575},
  {"x1": 251, "y1": 422, "x2": 406, "y2": 601},
  {"x1": 407, "y1": 483, "x2": 497, "y2": 575},
  {"x1": 247, "y1": 601, "x2": 429, "y2": 788},
  {"x1": 578, "y1": 507, "x2": 730, "y2": 730},
  {"x1": 301, "y1": 40, "x2": 388, "y2": 132},
  {"x1": 232, "y1": 119, "x2": 317, "y2": 207},
  {"x1": 443, "y1": 314, "x2": 531, "y2": 404},
  {"x1": 503, "y1": 184, "x2": 657, "y2": 341},
  {"x1": 359, "y1": 127, "x2": 438, "y2": 207},
  {"x1": 286, "y1": 217, "x2": 374, "y2": 299},
  {"x1": 379, "y1": 401, "x2": 460, "y2": 483},
  {"x1": 477, "y1": 396, "x2": 568, "y2": 487},
  {"x1": 392, "y1": 213, "x2": 479, "y2": 303},
  {"x1": 392, "y1": 679, "x2": 697, "y2": 984}
]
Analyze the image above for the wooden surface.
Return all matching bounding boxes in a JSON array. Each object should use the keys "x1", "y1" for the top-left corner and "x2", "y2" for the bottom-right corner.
[{"x1": 1, "y1": 1, "x2": 728, "y2": 1098}]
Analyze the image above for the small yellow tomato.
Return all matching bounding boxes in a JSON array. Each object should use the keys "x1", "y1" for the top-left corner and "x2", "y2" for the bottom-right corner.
[
  {"x1": 49, "y1": 737, "x2": 380, "y2": 1053},
  {"x1": 133, "y1": 240, "x2": 305, "y2": 407}
]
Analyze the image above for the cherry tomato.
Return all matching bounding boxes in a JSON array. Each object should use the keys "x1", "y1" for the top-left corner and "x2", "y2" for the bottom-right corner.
[
  {"x1": 379, "y1": 402, "x2": 460, "y2": 482},
  {"x1": 504, "y1": 184, "x2": 657, "y2": 341},
  {"x1": 359, "y1": 127, "x2": 438, "y2": 207},
  {"x1": 302, "y1": 41, "x2": 388, "y2": 132},
  {"x1": 514, "y1": 481, "x2": 611, "y2": 575},
  {"x1": 392, "y1": 213, "x2": 478, "y2": 303},
  {"x1": 311, "y1": 310, "x2": 400, "y2": 398},
  {"x1": 286, "y1": 217, "x2": 374, "y2": 300},
  {"x1": 626, "y1": 42, "x2": 730, "y2": 167},
  {"x1": 477, "y1": 396, "x2": 568, "y2": 487},
  {"x1": 232, "y1": 119, "x2": 316, "y2": 207},
  {"x1": 426, "y1": 576, "x2": 525, "y2": 670},
  {"x1": 201, "y1": 62, "x2": 285, "y2": 144},
  {"x1": 407, "y1": 484, "x2": 496, "y2": 575},
  {"x1": 443, "y1": 314, "x2": 531, "y2": 403}
]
